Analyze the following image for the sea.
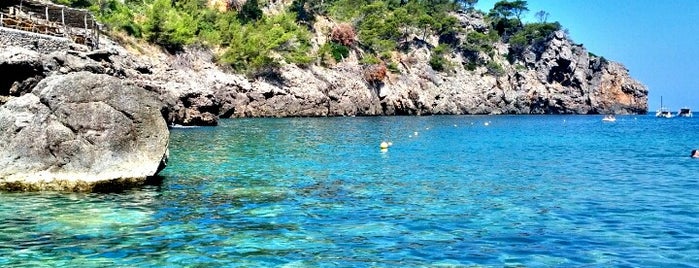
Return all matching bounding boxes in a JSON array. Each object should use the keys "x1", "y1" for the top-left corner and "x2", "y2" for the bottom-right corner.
[{"x1": 1, "y1": 115, "x2": 698, "y2": 267}]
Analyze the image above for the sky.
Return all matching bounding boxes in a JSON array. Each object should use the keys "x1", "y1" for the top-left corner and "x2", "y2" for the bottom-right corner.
[{"x1": 475, "y1": 0, "x2": 699, "y2": 111}]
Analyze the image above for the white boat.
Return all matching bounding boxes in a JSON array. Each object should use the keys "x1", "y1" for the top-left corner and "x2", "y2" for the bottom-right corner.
[
  {"x1": 677, "y1": 107, "x2": 692, "y2": 117},
  {"x1": 656, "y1": 96, "x2": 673, "y2": 118},
  {"x1": 169, "y1": 124, "x2": 200, "y2": 129},
  {"x1": 656, "y1": 109, "x2": 673, "y2": 118},
  {"x1": 602, "y1": 114, "x2": 616, "y2": 122}
]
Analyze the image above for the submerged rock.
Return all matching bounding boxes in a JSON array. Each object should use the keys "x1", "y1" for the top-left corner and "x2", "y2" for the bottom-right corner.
[{"x1": 0, "y1": 72, "x2": 169, "y2": 192}]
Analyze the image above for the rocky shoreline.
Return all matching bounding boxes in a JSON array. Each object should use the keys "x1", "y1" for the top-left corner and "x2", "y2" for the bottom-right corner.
[
  {"x1": 0, "y1": 11, "x2": 648, "y2": 191},
  {"x1": 1, "y1": 18, "x2": 648, "y2": 126}
]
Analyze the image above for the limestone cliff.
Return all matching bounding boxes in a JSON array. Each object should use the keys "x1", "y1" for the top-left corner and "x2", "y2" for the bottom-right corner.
[
  {"x1": 0, "y1": 11, "x2": 647, "y2": 125},
  {"x1": 217, "y1": 28, "x2": 647, "y2": 117}
]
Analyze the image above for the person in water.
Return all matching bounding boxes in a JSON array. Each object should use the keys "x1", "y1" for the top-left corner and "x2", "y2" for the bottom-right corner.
[{"x1": 692, "y1": 150, "x2": 699, "y2": 158}]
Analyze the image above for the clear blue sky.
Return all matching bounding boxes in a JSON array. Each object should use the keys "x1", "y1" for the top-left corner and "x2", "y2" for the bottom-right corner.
[{"x1": 475, "y1": 0, "x2": 699, "y2": 111}]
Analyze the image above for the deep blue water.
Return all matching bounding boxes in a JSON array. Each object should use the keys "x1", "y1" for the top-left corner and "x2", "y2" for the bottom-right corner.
[{"x1": 2, "y1": 115, "x2": 699, "y2": 267}]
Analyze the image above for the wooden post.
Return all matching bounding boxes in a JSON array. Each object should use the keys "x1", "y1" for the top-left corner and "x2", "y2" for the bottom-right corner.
[
  {"x1": 61, "y1": 8, "x2": 67, "y2": 38},
  {"x1": 96, "y1": 24, "x2": 99, "y2": 49},
  {"x1": 91, "y1": 17, "x2": 95, "y2": 49},
  {"x1": 45, "y1": 7, "x2": 49, "y2": 34},
  {"x1": 84, "y1": 14, "x2": 87, "y2": 30}
]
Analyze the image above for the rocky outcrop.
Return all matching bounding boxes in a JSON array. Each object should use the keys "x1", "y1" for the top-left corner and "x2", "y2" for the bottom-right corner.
[
  {"x1": 513, "y1": 31, "x2": 647, "y2": 114},
  {"x1": 0, "y1": 72, "x2": 169, "y2": 192},
  {"x1": 0, "y1": 45, "x2": 222, "y2": 126}
]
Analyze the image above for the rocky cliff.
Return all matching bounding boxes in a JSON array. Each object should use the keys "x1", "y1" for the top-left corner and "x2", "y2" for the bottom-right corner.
[
  {"x1": 0, "y1": 11, "x2": 647, "y2": 126},
  {"x1": 220, "y1": 30, "x2": 647, "y2": 117}
]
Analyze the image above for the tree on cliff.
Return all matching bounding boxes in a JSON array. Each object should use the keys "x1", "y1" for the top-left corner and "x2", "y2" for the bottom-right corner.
[
  {"x1": 488, "y1": 0, "x2": 528, "y2": 37},
  {"x1": 238, "y1": 0, "x2": 263, "y2": 23},
  {"x1": 455, "y1": 0, "x2": 479, "y2": 9},
  {"x1": 143, "y1": 0, "x2": 196, "y2": 52},
  {"x1": 535, "y1": 10, "x2": 550, "y2": 23}
]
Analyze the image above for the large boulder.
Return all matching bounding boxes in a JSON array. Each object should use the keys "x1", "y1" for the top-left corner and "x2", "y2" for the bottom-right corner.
[{"x1": 0, "y1": 72, "x2": 169, "y2": 192}]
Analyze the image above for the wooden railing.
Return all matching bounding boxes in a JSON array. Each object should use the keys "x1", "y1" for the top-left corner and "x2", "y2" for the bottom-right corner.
[
  {"x1": 0, "y1": 12, "x2": 64, "y2": 37},
  {"x1": 0, "y1": 0, "x2": 99, "y2": 48}
]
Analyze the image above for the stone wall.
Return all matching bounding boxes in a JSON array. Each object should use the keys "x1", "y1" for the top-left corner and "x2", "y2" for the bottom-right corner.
[{"x1": 0, "y1": 27, "x2": 85, "y2": 53}]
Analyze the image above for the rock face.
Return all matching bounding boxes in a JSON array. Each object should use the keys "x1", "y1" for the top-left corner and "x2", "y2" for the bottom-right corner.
[
  {"x1": 513, "y1": 31, "x2": 647, "y2": 114},
  {"x1": 213, "y1": 30, "x2": 647, "y2": 117},
  {"x1": 0, "y1": 72, "x2": 169, "y2": 191},
  {"x1": 0, "y1": 45, "x2": 222, "y2": 126}
]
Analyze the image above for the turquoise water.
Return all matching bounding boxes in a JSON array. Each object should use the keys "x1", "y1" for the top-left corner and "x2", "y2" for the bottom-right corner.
[{"x1": 2, "y1": 115, "x2": 699, "y2": 267}]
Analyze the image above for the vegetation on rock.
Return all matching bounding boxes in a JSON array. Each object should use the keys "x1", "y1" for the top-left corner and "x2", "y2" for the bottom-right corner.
[{"x1": 53, "y1": 0, "x2": 578, "y2": 78}]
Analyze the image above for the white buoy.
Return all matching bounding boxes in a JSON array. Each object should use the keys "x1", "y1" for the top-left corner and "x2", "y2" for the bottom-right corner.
[
  {"x1": 484, "y1": 121, "x2": 490, "y2": 126},
  {"x1": 380, "y1": 141, "x2": 389, "y2": 150},
  {"x1": 414, "y1": 131, "x2": 419, "y2": 136}
]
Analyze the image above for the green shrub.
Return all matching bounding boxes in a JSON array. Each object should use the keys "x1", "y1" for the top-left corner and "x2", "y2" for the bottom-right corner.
[
  {"x1": 142, "y1": 0, "x2": 197, "y2": 51},
  {"x1": 486, "y1": 61, "x2": 505, "y2": 76},
  {"x1": 387, "y1": 61, "x2": 400, "y2": 73},
  {"x1": 238, "y1": 0, "x2": 263, "y2": 23},
  {"x1": 219, "y1": 13, "x2": 313, "y2": 76},
  {"x1": 508, "y1": 22, "x2": 561, "y2": 62},
  {"x1": 464, "y1": 60, "x2": 478, "y2": 71},
  {"x1": 317, "y1": 43, "x2": 333, "y2": 65},
  {"x1": 360, "y1": 54, "x2": 381, "y2": 65},
  {"x1": 430, "y1": 44, "x2": 450, "y2": 72},
  {"x1": 98, "y1": 0, "x2": 142, "y2": 37},
  {"x1": 329, "y1": 42, "x2": 350, "y2": 62},
  {"x1": 463, "y1": 31, "x2": 497, "y2": 54}
]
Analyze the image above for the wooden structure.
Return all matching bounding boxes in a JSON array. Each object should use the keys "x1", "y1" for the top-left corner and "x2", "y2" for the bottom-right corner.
[{"x1": 0, "y1": 0, "x2": 99, "y2": 49}]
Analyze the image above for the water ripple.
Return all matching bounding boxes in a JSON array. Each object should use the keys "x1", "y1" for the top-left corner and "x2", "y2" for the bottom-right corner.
[{"x1": 2, "y1": 116, "x2": 699, "y2": 266}]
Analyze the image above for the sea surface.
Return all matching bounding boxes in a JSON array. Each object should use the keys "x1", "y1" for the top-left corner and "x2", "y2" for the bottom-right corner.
[{"x1": 1, "y1": 115, "x2": 699, "y2": 267}]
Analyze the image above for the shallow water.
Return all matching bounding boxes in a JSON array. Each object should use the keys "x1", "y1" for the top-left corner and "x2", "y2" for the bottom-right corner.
[{"x1": 2, "y1": 115, "x2": 699, "y2": 267}]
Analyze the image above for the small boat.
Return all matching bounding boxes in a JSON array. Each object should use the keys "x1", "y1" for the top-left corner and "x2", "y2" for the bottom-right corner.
[
  {"x1": 655, "y1": 96, "x2": 673, "y2": 118},
  {"x1": 656, "y1": 109, "x2": 673, "y2": 118},
  {"x1": 169, "y1": 124, "x2": 200, "y2": 129},
  {"x1": 602, "y1": 114, "x2": 616, "y2": 122},
  {"x1": 677, "y1": 107, "x2": 692, "y2": 117}
]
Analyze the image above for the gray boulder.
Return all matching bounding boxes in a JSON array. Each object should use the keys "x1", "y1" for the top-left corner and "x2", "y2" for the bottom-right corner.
[{"x1": 0, "y1": 72, "x2": 169, "y2": 192}]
